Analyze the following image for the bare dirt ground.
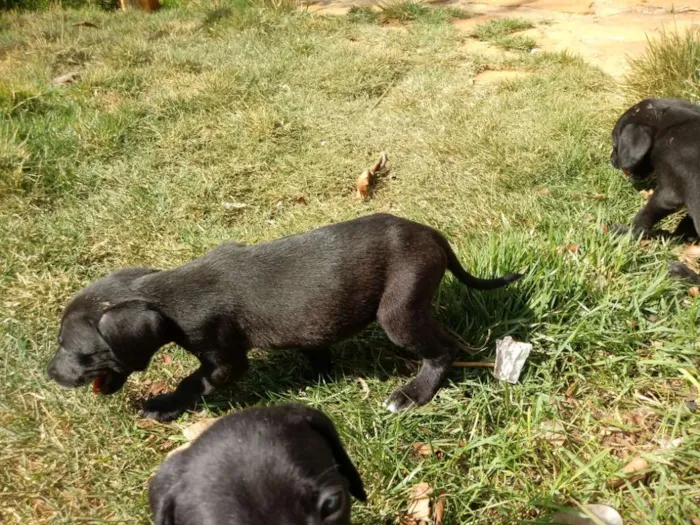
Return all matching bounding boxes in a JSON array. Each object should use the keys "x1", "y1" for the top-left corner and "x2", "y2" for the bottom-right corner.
[{"x1": 306, "y1": 0, "x2": 700, "y2": 80}]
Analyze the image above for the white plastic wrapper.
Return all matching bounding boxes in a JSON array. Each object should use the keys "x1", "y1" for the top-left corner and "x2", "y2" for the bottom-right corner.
[
  {"x1": 551, "y1": 504, "x2": 623, "y2": 525},
  {"x1": 493, "y1": 336, "x2": 532, "y2": 384}
]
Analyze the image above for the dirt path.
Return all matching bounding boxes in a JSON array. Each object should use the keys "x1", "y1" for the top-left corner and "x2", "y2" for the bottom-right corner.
[{"x1": 306, "y1": 0, "x2": 700, "y2": 79}]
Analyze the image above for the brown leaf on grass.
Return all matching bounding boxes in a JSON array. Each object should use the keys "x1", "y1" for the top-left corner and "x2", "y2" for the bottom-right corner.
[
  {"x1": 405, "y1": 482, "x2": 432, "y2": 524},
  {"x1": 158, "y1": 354, "x2": 174, "y2": 365},
  {"x1": 434, "y1": 495, "x2": 446, "y2": 525},
  {"x1": 182, "y1": 418, "x2": 218, "y2": 441},
  {"x1": 149, "y1": 382, "x2": 167, "y2": 395},
  {"x1": 602, "y1": 224, "x2": 609, "y2": 234},
  {"x1": 52, "y1": 71, "x2": 81, "y2": 85},
  {"x1": 689, "y1": 287, "x2": 700, "y2": 297},
  {"x1": 606, "y1": 456, "x2": 649, "y2": 489},
  {"x1": 413, "y1": 443, "x2": 432, "y2": 457},
  {"x1": 355, "y1": 152, "x2": 388, "y2": 199},
  {"x1": 684, "y1": 245, "x2": 700, "y2": 260},
  {"x1": 558, "y1": 243, "x2": 580, "y2": 255},
  {"x1": 412, "y1": 443, "x2": 444, "y2": 459},
  {"x1": 640, "y1": 239, "x2": 651, "y2": 247},
  {"x1": 166, "y1": 442, "x2": 191, "y2": 459},
  {"x1": 72, "y1": 21, "x2": 99, "y2": 28},
  {"x1": 539, "y1": 420, "x2": 566, "y2": 446},
  {"x1": 293, "y1": 195, "x2": 308, "y2": 205}
]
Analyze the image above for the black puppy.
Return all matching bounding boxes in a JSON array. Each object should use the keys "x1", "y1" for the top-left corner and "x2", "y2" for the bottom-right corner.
[
  {"x1": 610, "y1": 98, "x2": 700, "y2": 238},
  {"x1": 610, "y1": 98, "x2": 700, "y2": 282},
  {"x1": 47, "y1": 213, "x2": 521, "y2": 420},
  {"x1": 149, "y1": 404, "x2": 366, "y2": 525}
]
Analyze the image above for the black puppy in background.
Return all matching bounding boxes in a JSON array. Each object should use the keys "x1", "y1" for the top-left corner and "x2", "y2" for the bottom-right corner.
[
  {"x1": 149, "y1": 404, "x2": 366, "y2": 525},
  {"x1": 46, "y1": 213, "x2": 522, "y2": 421},
  {"x1": 610, "y1": 98, "x2": 700, "y2": 282}
]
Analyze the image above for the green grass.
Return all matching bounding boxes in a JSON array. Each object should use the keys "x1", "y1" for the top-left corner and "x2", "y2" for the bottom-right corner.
[
  {"x1": 625, "y1": 27, "x2": 700, "y2": 102},
  {"x1": 1, "y1": 2, "x2": 699, "y2": 524},
  {"x1": 474, "y1": 17, "x2": 536, "y2": 51},
  {"x1": 374, "y1": 1, "x2": 470, "y2": 24}
]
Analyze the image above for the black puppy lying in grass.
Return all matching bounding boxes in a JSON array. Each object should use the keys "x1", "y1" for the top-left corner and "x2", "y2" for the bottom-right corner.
[
  {"x1": 149, "y1": 404, "x2": 366, "y2": 525},
  {"x1": 47, "y1": 213, "x2": 521, "y2": 421},
  {"x1": 610, "y1": 97, "x2": 700, "y2": 282}
]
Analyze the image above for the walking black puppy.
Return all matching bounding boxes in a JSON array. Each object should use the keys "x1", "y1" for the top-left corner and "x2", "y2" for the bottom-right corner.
[
  {"x1": 609, "y1": 98, "x2": 700, "y2": 282},
  {"x1": 149, "y1": 404, "x2": 366, "y2": 525},
  {"x1": 610, "y1": 98, "x2": 700, "y2": 236},
  {"x1": 47, "y1": 213, "x2": 521, "y2": 421}
]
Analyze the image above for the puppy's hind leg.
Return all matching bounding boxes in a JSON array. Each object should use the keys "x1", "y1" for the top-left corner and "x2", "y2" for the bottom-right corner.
[
  {"x1": 301, "y1": 348, "x2": 333, "y2": 378},
  {"x1": 377, "y1": 267, "x2": 457, "y2": 413}
]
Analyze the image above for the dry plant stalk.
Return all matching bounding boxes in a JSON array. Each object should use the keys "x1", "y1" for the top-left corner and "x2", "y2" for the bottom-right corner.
[{"x1": 356, "y1": 152, "x2": 388, "y2": 199}]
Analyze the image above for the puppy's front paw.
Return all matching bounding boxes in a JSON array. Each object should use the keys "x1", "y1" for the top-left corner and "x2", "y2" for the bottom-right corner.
[
  {"x1": 383, "y1": 389, "x2": 417, "y2": 414},
  {"x1": 141, "y1": 393, "x2": 187, "y2": 422},
  {"x1": 609, "y1": 224, "x2": 630, "y2": 236}
]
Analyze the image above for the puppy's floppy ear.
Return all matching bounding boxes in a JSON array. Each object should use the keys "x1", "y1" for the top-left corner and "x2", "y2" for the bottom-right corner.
[
  {"x1": 617, "y1": 123, "x2": 654, "y2": 170},
  {"x1": 305, "y1": 411, "x2": 367, "y2": 502},
  {"x1": 98, "y1": 300, "x2": 171, "y2": 370}
]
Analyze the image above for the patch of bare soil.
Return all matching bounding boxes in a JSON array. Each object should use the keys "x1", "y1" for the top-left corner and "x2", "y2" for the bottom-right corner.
[{"x1": 304, "y1": 0, "x2": 700, "y2": 78}]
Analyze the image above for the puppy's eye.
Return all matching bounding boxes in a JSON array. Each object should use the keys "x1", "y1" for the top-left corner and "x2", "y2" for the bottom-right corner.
[{"x1": 319, "y1": 489, "x2": 345, "y2": 521}]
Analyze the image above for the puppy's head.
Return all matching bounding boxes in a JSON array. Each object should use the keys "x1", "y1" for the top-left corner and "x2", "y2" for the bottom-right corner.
[
  {"x1": 149, "y1": 404, "x2": 367, "y2": 525},
  {"x1": 610, "y1": 100, "x2": 656, "y2": 182},
  {"x1": 47, "y1": 268, "x2": 170, "y2": 395}
]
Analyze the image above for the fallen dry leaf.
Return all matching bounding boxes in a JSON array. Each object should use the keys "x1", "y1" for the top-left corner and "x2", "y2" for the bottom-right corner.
[
  {"x1": 293, "y1": 195, "x2": 308, "y2": 205},
  {"x1": 607, "y1": 456, "x2": 649, "y2": 489},
  {"x1": 182, "y1": 418, "x2": 218, "y2": 441},
  {"x1": 52, "y1": 71, "x2": 81, "y2": 86},
  {"x1": 166, "y1": 442, "x2": 191, "y2": 459},
  {"x1": 539, "y1": 420, "x2": 566, "y2": 446},
  {"x1": 640, "y1": 189, "x2": 653, "y2": 200},
  {"x1": 355, "y1": 151, "x2": 388, "y2": 199},
  {"x1": 413, "y1": 443, "x2": 432, "y2": 457},
  {"x1": 406, "y1": 482, "x2": 432, "y2": 524},
  {"x1": 159, "y1": 354, "x2": 174, "y2": 366},
  {"x1": 640, "y1": 239, "x2": 651, "y2": 247},
  {"x1": 149, "y1": 382, "x2": 167, "y2": 396},
  {"x1": 689, "y1": 287, "x2": 700, "y2": 297},
  {"x1": 558, "y1": 243, "x2": 580, "y2": 255},
  {"x1": 434, "y1": 495, "x2": 445, "y2": 525},
  {"x1": 72, "y1": 21, "x2": 99, "y2": 28},
  {"x1": 223, "y1": 202, "x2": 247, "y2": 210},
  {"x1": 356, "y1": 377, "x2": 370, "y2": 401}
]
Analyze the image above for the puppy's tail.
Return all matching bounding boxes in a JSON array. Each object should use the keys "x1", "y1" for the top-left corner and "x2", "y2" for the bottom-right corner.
[{"x1": 438, "y1": 235, "x2": 523, "y2": 290}]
